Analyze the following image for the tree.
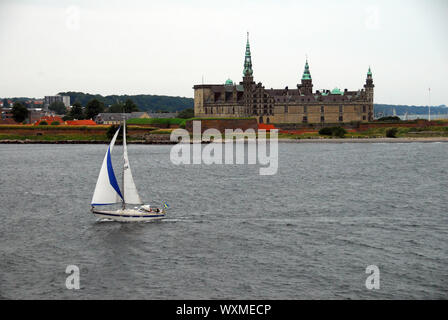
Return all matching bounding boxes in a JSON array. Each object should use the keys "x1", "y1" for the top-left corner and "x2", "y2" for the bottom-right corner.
[
  {"x1": 39, "y1": 121, "x2": 48, "y2": 125},
  {"x1": 84, "y1": 99, "x2": 105, "y2": 120},
  {"x1": 11, "y1": 102, "x2": 29, "y2": 123},
  {"x1": 123, "y1": 99, "x2": 139, "y2": 113},
  {"x1": 377, "y1": 116, "x2": 400, "y2": 122},
  {"x1": 109, "y1": 102, "x2": 124, "y2": 113},
  {"x1": 318, "y1": 126, "x2": 347, "y2": 138},
  {"x1": 48, "y1": 101, "x2": 67, "y2": 115},
  {"x1": 178, "y1": 108, "x2": 194, "y2": 119},
  {"x1": 332, "y1": 127, "x2": 347, "y2": 138},
  {"x1": 69, "y1": 102, "x2": 84, "y2": 119},
  {"x1": 386, "y1": 128, "x2": 398, "y2": 138}
]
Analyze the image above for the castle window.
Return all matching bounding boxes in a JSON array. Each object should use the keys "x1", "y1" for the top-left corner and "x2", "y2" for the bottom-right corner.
[
  {"x1": 321, "y1": 116, "x2": 325, "y2": 122},
  {"x1": 284, "y1": 106, "x2": 288, "y2": 113},
  {"x1": 266, "y1": 117, "x2": 270, "y2": 124},
  {"x1": 302, "y1": 116, "x2": 308, "y2": 123},
  {"x1": 363, "y1": 115, "x2": 366, "y2": 120},
  {"x1": 339, "y1": 105, "x2": 343, "y2": 113},
  {"x1": 339, "y1": 115, "x2": 343, "y2": 122},
  {"x1": 321, "y1": 106, "x2": 324, "y2": 113},
  {"x1": 304, "y1": 106, "x2": 307, "y2": 113},
  {"x1": 363, "y1": 105, "x2": 366, "y2": 113}
]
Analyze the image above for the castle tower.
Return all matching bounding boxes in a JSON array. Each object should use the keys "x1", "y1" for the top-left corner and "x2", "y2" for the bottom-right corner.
[
  {"x1": 242, "y1": 32, "x2": 254, "y2": 115},
  {"x1": 364, "y1": 66, "x2": 374, "y2": 102},
  {"x1": 301, "y1": 59, "x2": 313, "y2": 95},
  {"x1": 364, "y1": 66, "x2": 374, "y2": 121}
]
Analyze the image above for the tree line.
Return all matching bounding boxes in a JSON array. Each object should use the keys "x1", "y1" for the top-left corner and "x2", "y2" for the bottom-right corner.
[
  {"x1": 10, "y1": 98, "x2": 140, "y2": 123},
  {"x1": 58, "y1": 92, "x2": 193, "y2": 113}
]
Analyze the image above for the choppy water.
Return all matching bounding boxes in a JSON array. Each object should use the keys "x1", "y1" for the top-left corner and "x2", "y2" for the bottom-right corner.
[{"x1": 0, "y1": 143, "x2": 447, "y2": 299}]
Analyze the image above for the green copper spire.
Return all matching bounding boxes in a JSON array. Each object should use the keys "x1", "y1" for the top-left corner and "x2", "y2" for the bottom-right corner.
[
  {"x1": 367, "y1": 66, "x2": 372, "y2": 77},
  {"x1": 243, "y1": 32, "x2": 253, "y2": 77},
  {"x1": 302, "y1": 59, "x2": 312, "y2": 80}
]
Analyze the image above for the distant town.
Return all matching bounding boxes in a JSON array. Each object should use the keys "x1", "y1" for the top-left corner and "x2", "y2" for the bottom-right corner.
[{"x1": 0, "y1": 93, "x2": 194, "y2": 126}]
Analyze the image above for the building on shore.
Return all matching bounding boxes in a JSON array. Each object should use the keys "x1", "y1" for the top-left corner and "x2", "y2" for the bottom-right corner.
[
  {"x1": 94, "y1": 111, "x2": 178, "y2": 124},
  {"x1": 95, "y1": 112, "x2": 150, "y2": 124},
  {"x1": 193, "y1": 33, "x2": 374, "y2": 124},
  {"x1": 44, "y1": 95, "x2": 70, "y2": 110}
]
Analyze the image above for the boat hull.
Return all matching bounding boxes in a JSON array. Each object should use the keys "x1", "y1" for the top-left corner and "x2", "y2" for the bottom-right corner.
[{"x1": 93, "y1": 209, "x2": 166, "y2": 222}]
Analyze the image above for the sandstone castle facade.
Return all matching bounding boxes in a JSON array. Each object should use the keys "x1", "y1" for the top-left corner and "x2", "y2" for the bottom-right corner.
[{"x1": 193, "y1": 34, "x2": 374, "y2": 124}]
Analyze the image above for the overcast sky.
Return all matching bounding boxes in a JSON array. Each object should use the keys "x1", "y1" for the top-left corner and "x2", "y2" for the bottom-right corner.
[{"x1": 0, "y1": 0, "x2": 447, "y2": 105}]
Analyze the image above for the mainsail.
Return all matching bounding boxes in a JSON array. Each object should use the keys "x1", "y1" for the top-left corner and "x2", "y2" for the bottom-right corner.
[
  {"x1": 122, "y1": 121, "x2": 142, "y2": 205},
  {"x1": 91, "y1": 128, "x2": 123, "y2": 205}
]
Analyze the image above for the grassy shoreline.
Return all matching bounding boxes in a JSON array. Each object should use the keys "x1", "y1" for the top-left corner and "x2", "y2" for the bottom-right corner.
[{"x1": 1, "y1": 124, "x2": 448, "y2": 143}]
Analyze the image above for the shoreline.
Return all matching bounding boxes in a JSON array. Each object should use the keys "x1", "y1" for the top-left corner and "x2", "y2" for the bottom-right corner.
[{"x1": 1, "y1": 137, "x2": 448, "y2": 144}]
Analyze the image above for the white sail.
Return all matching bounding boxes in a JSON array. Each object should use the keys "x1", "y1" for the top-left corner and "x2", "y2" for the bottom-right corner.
[
  {"x1": 91, "y1": 128, "x2": 123, "y2": 206},
  {"x1": 123, "y1": 121, "x2": 143, "y2": 205}
]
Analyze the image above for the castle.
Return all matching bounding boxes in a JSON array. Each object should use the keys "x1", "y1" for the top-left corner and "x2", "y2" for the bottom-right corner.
[{"x1": 193, "y1": 34, "x2": 374, "y2": 124}]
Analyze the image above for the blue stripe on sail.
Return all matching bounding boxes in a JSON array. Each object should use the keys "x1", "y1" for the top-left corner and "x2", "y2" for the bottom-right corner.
[{"x1": 107, "y1": 146, "x2": 123, "y2": 200}]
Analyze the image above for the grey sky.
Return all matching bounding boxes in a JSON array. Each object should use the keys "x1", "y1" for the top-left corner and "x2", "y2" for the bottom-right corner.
[{"x1": 0, "y1": 0, "x2": 447, "y2": 105}]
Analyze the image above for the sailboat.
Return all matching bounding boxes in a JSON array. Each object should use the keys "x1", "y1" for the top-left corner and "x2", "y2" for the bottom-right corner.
[{"x1": 91, "y1": 117, "x2": 167, "y2": 222}]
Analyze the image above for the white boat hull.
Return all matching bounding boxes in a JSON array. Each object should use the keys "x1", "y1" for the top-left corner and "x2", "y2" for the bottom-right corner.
[{"x1": 93, "y1": 208, "x2": 166, "y2": 222}]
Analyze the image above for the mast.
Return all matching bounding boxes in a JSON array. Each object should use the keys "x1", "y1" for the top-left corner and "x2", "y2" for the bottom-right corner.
[{"x1": 122, "y1": 112, "x2": 126, "y2": 210}]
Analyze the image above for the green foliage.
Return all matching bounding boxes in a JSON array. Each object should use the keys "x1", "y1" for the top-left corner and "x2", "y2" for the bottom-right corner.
[
  {"x1": 318, "y1": 126, "x2": 347, "y2": 138},
  {"x1": 377, "y1": 116, "x2": 401, "y2": 122},
  {"x1": 178, "y1": 108, "x2": 194, "y2": 119},
  {"x1": 48, "y1": 101, "x2": 67, "y2": 115},
  {"x1": 108, "y1": 102, "x2": 124, "y2": 113},
  {"x1": 106, "y1": 125, "x2": 120, "y2": 140},
  {"x1": 0, "y1": 125, "x2": 108, "y2": 131},
  {"x1": 386, "y1": 127, "x2": 398, "y2": 138},
  {"x1": 126, "y1": 118, "x2": 186, "y2": 126},
  {"x1": 69, "y1": 102, "x2": 84, "y2": 120},
  {"x1": 107, "y1": 99, "x2": 139, "y2": 113},
  {"x1": 123, "y1": 99, "x2": 139, "y2": 113},
  {"x1": 332, "y1": 127, "x2": 347, "y2": 138},
  {"x1": 58, "y1": 92, "x2": 193, "y2": 113},
  {"x1": 63, "y1": 115, "x2": 74, "y2": 121},
  {"x1": 11, "y1": 102, "x2": 29, "y2": 123},
  {"x1": 318, "y1": 127, "x2": 333, "y2": 136},
  {"x1": 39, "y1": 121, "x2": 48, "y2": 125},
  {"x1": 51, "y1": 121, "x2": 60, "y2": 125},
  {"x1": 84, "y1": 99, "x2": 105, "y2": 120}
]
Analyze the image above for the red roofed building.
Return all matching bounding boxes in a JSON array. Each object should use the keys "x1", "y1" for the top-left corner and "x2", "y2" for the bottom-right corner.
[
  {"x1": 35, "y1": 116, "x2": 64, "y2": 125},
  {"x1": 65, "y1": 120, "x2": 97, "y2": 126}
]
